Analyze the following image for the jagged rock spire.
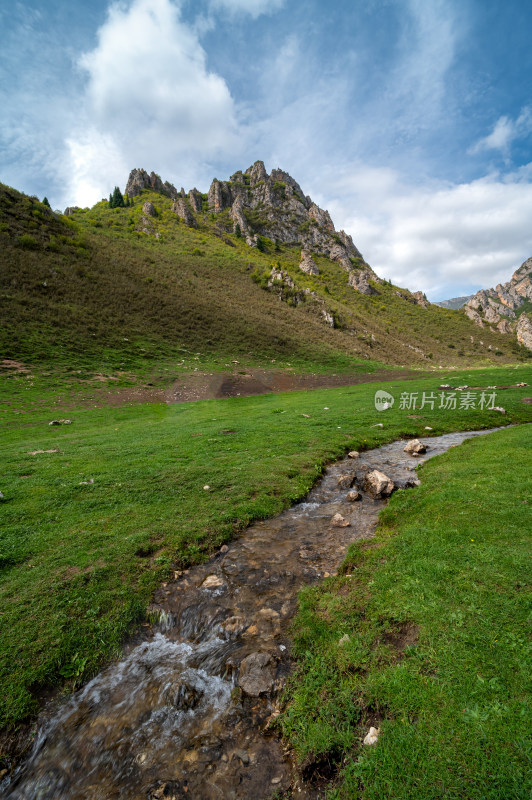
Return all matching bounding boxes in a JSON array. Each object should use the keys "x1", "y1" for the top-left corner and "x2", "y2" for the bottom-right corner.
[
  {"x1": 125, "y1": 168, "x2": 178, "y2": 199},
  {"x1": 123, "y1": 161, "x2": 372, "y2": 282}
]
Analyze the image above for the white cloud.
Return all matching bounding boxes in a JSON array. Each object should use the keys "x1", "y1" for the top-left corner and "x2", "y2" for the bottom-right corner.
[
  {"x1": 323, "y1": 166, "x2": 532, "y2": 300},
  {"x1": 62, "y1": 0, "x2": 239, "y2": 206},
  {"x1": 65, "y1": 128, "x2": 128, "y2": 208},
  {"x1": 208, "y1": 0, "x2": 285, "y2": 19},
  {"x1": 470, "y1": 107, "x2": 532, "y2": 156}
]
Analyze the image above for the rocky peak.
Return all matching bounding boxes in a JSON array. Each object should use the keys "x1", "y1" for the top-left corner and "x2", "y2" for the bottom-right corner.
[
  {"x1": 121, "y1": 160, "x2": 378, "y2": 292},
  {"x1": 245, "y1": 160, "x2": 268, "y2": 186},
  {"x1": 203, "y1": 161, "x2": 370, "y2": 277},
  {"x1": 125, "y1": 168, "x2": 178, "y2": 200}
]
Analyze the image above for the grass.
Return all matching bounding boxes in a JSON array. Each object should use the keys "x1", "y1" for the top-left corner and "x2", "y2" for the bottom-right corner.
[
  {"x1": 280, "y1": 424, "x2": 531, "y2": 799},
  {"x1": 1, "y1": 182, "x2": 530, "y2": 378},
  {"x1": 0, "y1": 365, "x2": 530, "y2": 740}
]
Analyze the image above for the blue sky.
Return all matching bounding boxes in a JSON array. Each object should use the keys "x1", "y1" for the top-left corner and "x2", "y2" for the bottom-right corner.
[{"x1": 2, "y1": 0, "x2": 532, "y2": 300}]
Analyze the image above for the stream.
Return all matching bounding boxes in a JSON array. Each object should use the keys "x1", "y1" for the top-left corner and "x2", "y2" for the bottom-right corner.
[{"x1": 5, "y1": 428, "x2": 500, "y2": 800}]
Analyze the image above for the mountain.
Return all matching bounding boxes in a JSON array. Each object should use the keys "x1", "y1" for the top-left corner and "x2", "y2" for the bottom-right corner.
[
  {"x1": 1, "y1": 163, "x2": 529, "y2": 377},
  {"x1": 124, "y1": 161, "x2": 381, "y2": 294},
  {"x1": 463, "y1": 257, "x2": 532, "y2": 350},
  {"x1": 434, "y1": 295, "x2": 473, "y2": 310}
]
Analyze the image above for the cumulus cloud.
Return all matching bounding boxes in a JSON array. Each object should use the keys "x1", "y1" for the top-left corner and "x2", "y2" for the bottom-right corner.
[
  {"x1": 63, "y1": 0, "x2": 239, "y2": 206},
  {"x1": 209, "y1": 0, "x2": 285, "y2": 19},
  {"x1": 323, "y1": 166, "x2": 532, "y2": 300}
]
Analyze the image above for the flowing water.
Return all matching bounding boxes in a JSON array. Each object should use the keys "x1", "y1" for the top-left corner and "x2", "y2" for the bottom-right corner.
[{"x1": 5, "y1": 429, "x2": 501, "y2": 800}]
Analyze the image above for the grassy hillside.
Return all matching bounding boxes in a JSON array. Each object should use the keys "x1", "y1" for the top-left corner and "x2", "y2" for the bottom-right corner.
[
  {"x1": 282, "y1": 423, "x2": 531, "y2": 799},
  {"x1": 1, "y1": 183, "x2": 529, "y2": 378}
]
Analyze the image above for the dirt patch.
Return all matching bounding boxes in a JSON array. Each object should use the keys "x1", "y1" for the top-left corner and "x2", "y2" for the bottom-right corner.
[
  {"x1": 522, "y1": 397, "x2": 532, "y2": 404},
  {"x1": 90, "y1": 374, "x2": 120, "y2": 383},
  {"x1": 165, "y1": 367, "x2": 425, "y2": 405},
  {"x1": 381, "y1": 622, "x2": 419, "y2": 652},
  {"x1": 0, "y1": 360, "x2": 30, "y2": 373},
  {"x1": 14, "y1": 367, "x2": 428, "y2": 411},
  {"x1": 300, "y1": 748, "x2": 343, "y2": 787}
]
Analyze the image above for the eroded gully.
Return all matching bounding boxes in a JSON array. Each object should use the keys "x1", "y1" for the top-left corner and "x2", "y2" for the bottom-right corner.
[{"x1": 5, "y1": 428, "x2": 501, "y2": 800}]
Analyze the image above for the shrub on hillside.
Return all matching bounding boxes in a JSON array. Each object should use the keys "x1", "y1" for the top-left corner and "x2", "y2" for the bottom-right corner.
[{"x1": 16, "y1": 234, "x2": 39, "y2": 249}]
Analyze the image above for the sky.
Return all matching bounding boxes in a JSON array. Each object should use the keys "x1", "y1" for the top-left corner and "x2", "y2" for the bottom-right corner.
[{"x1": 2, "y1": 0, "x2": 532, "y2": 300}]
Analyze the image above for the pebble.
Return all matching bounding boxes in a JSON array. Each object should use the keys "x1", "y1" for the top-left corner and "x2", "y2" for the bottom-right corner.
[
  {"x1": 331, "y1": 512, "x2": 350, "y2": 527},
  {"x1": 271, "y1": 776, "x2": 282, "y2": 785},
  {"x1": 201, "y1": 574, "x2": 225, "y2": 589},
  {"x1": 346, "y1": 489, "x2": 361, "y2": 501},
  {"x1": 363, "y1": 726, "x2": 381, "y2": 746},
  {"x1": 348, "y1": 450, "x2": 360, "y2": 458},
  {"x1": 233, "y1": 749, "x2": 250, "y2": 765},
  {"x1": 203, "y1": 485, "x2": 210, "y2": 490},
  {"x1": 337, "y1": 474, "x2": 354, "y2": 489}
]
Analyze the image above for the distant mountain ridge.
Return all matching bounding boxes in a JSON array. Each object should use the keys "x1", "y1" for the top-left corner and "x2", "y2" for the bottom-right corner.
[{"x1": 433, "y1": 295, "x2": 473, "y2": 310}]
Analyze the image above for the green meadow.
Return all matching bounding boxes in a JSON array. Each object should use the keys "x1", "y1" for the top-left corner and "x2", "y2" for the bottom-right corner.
[{"x1": 0, "y1": 365, "x2": 530, "y2": 748}]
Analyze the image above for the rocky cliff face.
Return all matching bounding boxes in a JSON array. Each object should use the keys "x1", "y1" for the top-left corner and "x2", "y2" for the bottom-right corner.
[
  {"x1": 123, "y1": 161, "x2": 381, "y2": 293},
  {"x1": 125, "y1": 169, "x2": 179, "y2": 200},
  {"x1": 517, "y1": 313, "x2": 532, "y2": 350},
  {"x1": 463, "y1": 257, "x2": 532, "y2": 349},
  {"x1": 205, "y1": 161, "x2": 368, "y2": 273}
]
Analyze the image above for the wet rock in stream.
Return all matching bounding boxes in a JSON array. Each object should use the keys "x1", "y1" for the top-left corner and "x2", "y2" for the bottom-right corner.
[{"x1": 4, "y1": 428, "x2": 502, "y2": 800}]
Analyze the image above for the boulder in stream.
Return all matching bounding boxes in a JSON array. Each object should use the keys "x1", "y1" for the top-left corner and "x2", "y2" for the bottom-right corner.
[
  {"x1": 363, "y1": 470, "x2": 395, "y2": 497},
  {"x1": 238, "y1": 652, "x2": 276, "y2": 696},
  {"x1": 404, "y1": 439, "x2": 427, "y2": 455}
]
